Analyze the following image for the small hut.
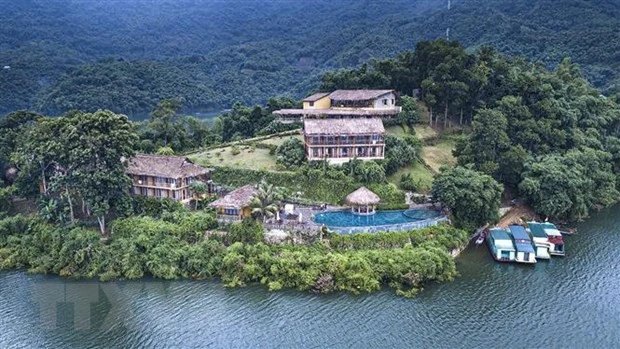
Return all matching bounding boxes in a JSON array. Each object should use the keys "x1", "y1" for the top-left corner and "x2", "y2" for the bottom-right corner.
[
  {"x1": 345, "y1": 186, "x2": 380, "y2": 215},
  {"x1": 209, "y1": 185, "x2": 258, "y2": 220}
]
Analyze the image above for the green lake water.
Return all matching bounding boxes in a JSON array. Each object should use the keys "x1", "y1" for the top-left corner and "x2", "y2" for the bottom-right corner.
[{"x1": 1, "y1": 206, "x2": 619, "y2": 348}]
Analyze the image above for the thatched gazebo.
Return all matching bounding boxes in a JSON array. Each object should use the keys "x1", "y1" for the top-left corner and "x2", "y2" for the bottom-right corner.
[{"x1": 346, "y1": 186, "x2": 380, "y2": 215}]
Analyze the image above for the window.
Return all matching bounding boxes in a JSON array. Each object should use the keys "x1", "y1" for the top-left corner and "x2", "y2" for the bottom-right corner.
[
  {"x1": 342, "y1": 148, "x2": 348, "y2": 156},
  {"x1": 312, "y1": 136, "x2": 320, "y2": 144},
  {"x1": 312, "y1": 148, "x2": 319, "y2": 157},
  {"x1": 391, "y1": 99, "x2": 395, "y2": 105},
  {"x1": 156, "y1": 189, "x2": 163, "y2": 198},
  {"x1": 224, "y1": 208, "x2": 239, "y2": 216},
  {"x1": 382, "y1": 99, "x2": 388, "y2": 105},
  {"x1": 371, "y1": 134, "x2": 381, "y2": 142},
  {"x1": 171, "y1": 191, "x2": 176, "y2": 199},
  {"x1": 141, "y1": 187, "x2": 148, "y2": 196},
  {"x1": 309, "y1": 101, "x2": 314, "y2": 107}
]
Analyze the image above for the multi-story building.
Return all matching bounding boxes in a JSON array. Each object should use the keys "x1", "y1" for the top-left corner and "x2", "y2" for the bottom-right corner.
[
  {"x1": 273, "y1": 89, "x2": 398, "y2": 163},
  {"x1": 304, "y1": 118, "x2": 385, "y2": 164},
  {"x1": 126, "y1": 154, "x2": 213, "y2": 203},
  {"x1": 273, "y1": 89, "x2": 401, "y2": 123}
]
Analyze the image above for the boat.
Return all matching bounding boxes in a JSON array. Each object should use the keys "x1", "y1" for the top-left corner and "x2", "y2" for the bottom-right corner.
[
  {"x1": 508, "y1": 225, "x2": 537, "y2": 264},
  {"x1": 524, "y1": 222, "x2": 551, "y2": 260},
  {"x1": 531, "y1": 222, "x2": 565, "y2": 256},
  {"x1": 486, "y1": 228, "x2": 516, "y2": 262}
]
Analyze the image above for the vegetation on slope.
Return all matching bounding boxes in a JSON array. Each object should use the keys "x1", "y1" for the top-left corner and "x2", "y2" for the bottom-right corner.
[{"x1": 2, "y1": 0, "x2": 619, "y2": 116}]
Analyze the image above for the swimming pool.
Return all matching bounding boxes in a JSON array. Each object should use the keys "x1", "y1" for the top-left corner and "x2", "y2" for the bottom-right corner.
[{"x1": 313, "y1": 209, "x2": 440, "y2": 228}]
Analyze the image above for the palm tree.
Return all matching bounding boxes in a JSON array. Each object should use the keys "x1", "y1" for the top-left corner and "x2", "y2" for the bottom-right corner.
[
  {"x1": 249, "y1": 179, "x2": 284, "y2": 222},
  {"x1": 189, "y1": 181, "x2": 209, "y2": 210}
]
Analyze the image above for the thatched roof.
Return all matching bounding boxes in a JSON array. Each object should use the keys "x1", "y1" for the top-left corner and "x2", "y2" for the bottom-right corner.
[
  {"x1": 273, "y1": 108, "x2": 400, "y2": 116},
  {"x1": 304, "y1": 118, "x2": 385, "y2": 135},
  {"x1": 346, "y1": 187, "x2": 380, "y2": 205},
  {"x1": 329, "y1": 89, "x2": 394, "y2": 101},
  {"x1": 209, "y1": 185, "x2": 257, "y2": 209},
  {"x1": 303, "y1": 92, "x2": 330, "y2": 102},
  {"x1": 126, "y1": 154, "x2": 210, "y2": 178}
]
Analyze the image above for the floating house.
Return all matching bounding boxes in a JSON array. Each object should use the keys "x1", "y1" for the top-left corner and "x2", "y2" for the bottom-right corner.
[
  {"x1": 525, "y1": 222, "x2": 551, "y2": 260},
  {"x1": 530, "y1": 222, "x2": 565, "y2": 256},
  {"x1": 209, "y1": 185, "x2": 257, "y2": 221},
  {"x1": 486, "y1": 228, "x2": 516, "y2": 262},
  {"x1": 508, "y1": 225, "x2": 537, "y2": 264},
  {"x1": 126, "y1": 154, "x2": 213, "y2": 204}
]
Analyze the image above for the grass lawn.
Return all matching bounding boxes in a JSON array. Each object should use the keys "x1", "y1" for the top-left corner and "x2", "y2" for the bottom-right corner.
[
  {"x1": 385, "y1": 125, "x2": 410, "y2": 137},
  {"x1": 387, "y1": 161, "x2": 435, "y2": 193},
  {"x1": 189, "y1": 145, "x2": 279, "y2": 171},
  {"x1": 421, "y1": 138, "x2": 456, "y2": 173},
  {"x1": 413, "y1": 125, "x2": 438, "y2": 142},
  {"x1": 257, "y1": 134, "x2": 303, "y2": 147}
]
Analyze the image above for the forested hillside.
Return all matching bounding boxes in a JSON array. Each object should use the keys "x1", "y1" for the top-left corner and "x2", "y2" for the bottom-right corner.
[{"x1": 1, "y1": 0, "x2": 618, "y2": 117}]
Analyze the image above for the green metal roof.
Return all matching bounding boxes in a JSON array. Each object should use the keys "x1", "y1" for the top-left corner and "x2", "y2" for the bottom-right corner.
[
  {"x1": 528, "y1": 222, "x2": 547, "y2": 238},
  {"x1": 490, "y1": 228, "x2": 511, "y2": 241}
]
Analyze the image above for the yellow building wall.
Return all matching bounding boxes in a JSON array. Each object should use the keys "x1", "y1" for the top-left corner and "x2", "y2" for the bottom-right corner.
[
  {"x1": 303, "y1": 96, "x2": 331, "y2": 109},
  {"x1": 241, "y1": 207, "x2": 252, "y2": 218}
]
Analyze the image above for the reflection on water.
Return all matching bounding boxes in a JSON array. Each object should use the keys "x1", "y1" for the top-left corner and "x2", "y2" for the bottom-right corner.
[{"x1": 1, "y1": 206, "x2": 620, "y2": 348}]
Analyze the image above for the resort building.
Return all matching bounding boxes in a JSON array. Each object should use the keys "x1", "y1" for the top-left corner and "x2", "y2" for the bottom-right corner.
[
  {"x1": 273, "y1": 89, "x2": 399, "y2": 163},
  {"x1": 304, "y1": 118, "x2": 385, "y2": 163},
  {"x1": 209, "y1": 184, "x2": 258, "y2": 221},
  {"x1": 126, "y1": 154, "x2": 213, "y2": 204},
  {"x1": 273, "y1": 89, "x2": 401, "y2": 123}
]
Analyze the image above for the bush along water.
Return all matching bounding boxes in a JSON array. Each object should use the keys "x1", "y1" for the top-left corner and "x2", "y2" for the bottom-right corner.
[{"x1": 0, "y1": 213, "x2": 467, "y2": 297}]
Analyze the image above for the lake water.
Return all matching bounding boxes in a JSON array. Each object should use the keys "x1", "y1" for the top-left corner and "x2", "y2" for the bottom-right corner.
[{"x1": 1, "y1": 206, "x2": 619, "y2": 348}]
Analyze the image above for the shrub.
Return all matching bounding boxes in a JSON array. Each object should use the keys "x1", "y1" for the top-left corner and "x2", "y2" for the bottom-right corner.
[
  {"x1": 275, "y1": 138, "x2": 306, "y2": 169},
  {"x1": 230, "y1": 145, "x2": 241, "y2": 156}
]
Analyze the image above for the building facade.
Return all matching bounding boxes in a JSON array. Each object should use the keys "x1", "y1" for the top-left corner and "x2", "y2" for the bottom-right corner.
[
  {"x1": 126, "y1": 154, "x2": 213, "y2": 203},
  {"x1": 273, "y1": 89, "x2": 401, "y2": 123},
  {"x1": 304, "y1": 118, "x2": 385, "y2": 163},
  {"x1": 273, "y1": 89, "x2": 397, "y2": 163}
]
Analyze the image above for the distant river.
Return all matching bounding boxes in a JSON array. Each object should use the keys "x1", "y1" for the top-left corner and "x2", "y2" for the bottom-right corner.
[{"x1": 1, "y1": 206, "x2": 619, "y2": 348}]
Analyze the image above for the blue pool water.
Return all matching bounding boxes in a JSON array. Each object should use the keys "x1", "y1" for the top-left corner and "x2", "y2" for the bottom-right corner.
[{"x1": 313, "y1": 209, "x2": 440, "y2": 228}]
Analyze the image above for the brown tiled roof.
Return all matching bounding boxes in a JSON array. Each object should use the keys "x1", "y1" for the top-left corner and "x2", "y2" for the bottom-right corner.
[
  {"x1": 346, "y1": 186, "x2": 380, "y2": 205},
  {"x1": 126, "y1": 154, "x2": 210, "y2": 178},
  {"x1": 302, "y1": 92, "x2": 330, "y2": 102},
  {"x1": 273, "y1": 108, "x2": 400, "y2": 116},
  {"x1": 209, "y1": 185, "x2": 257, "y2": 209},
  {"x1": 329, "y1": 89, "x2": 394, "y2": 101},
  {"x1": 304, "y1": 118, "x2": 385, "y2": 135}
]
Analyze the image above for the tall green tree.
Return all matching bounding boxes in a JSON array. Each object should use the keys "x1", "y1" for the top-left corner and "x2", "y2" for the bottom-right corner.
[
  {"x1": 432, "y1": 166, "x2": 503, "y2": 230},
  {"x1": 62, "y1": 110, "x2": 138, "y2": 235},
  {"x1": 149, "y1": 98, "x2": 183, "y2": 146}
]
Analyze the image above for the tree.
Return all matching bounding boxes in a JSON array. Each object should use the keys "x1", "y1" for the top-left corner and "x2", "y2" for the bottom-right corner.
[
  {"x1": 62, "y1": 110, "x2": 138, "y2": 235},
  {"x1": 519, "y1": 149, "x2": 618, "y2": 221},
  {"x1": 455, "y1": 108, "x2": 510, "y2": 177},
  {"x1": 355, "y1": 161, "x2": 386, "y2": 183},
  {"x1": 275, "y1": 138, "x2": 306, "y2": 169},
  {"x1": 149, "y1": 98, "x2": 183, "y2": 147},
  {"x1": 189, "y1": 181, "x2": 208, "y2": 210},
  {"x1": 156, "y1": 146, "x2": 175, "y2": 155},
  {"x1": 432, "y1": 166, "x2": 503, "y2": 230},
  {"x1": 249, "y1": 180, "x2": 284, "y2": 222},
  {"x1": 397, "y1": 95, "x2": 419, "y2": 128}
]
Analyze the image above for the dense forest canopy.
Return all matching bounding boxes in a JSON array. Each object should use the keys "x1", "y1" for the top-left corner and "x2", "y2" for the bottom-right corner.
[{"x1": 1, "y1": 0, "x2": 619, "y2": 117}]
